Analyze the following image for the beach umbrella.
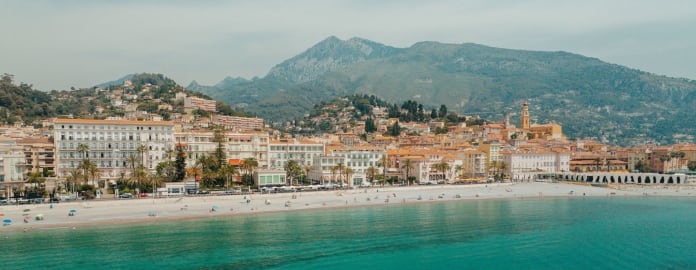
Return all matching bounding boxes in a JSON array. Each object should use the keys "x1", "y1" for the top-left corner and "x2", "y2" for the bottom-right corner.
[
  {"x1": 69, "y1": 209, "x2": 77, "y2": 213},
  {"x1": 0, "y1": 213, "x2": 4, "y2": 216},
  {"x1": 2, "y1": 219, "x2": 11, "y2": 223},
  {"x1": 23, "y1": 209, "x2": 31, "y2": 212},
  {"x1": 212, "y1": 205, "x2": 219, "y2": 209}
]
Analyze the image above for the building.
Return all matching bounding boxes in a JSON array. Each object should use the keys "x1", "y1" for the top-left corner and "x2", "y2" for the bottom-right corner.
[
  {"x1": 254, "y1": 168, "x2": 287, "y2": 186},
  {"x1": 184, "y1": 96, "x2": 216, "y2": 112},
  {"x1": 53, "y1": 118, "x2": 175, "y2": 181},
  {"x1": 458, "y1": 149, "x2": 488, "y2": 179},
  {"x1": 502, "y1": 148, "x2": 570, "y2": 181},
  {"x1": 174, "y1": 130, "x2": 269, "y2": 169},
  {"x1": 478, "y1": 142, "x2": 502, "y2": 175},
  {"x1": 18, "y1": 137, "x2": 55, "y2": 176},
  {"x1": 520, "y1": 99, "x2": 530, "y2": 130},
  {"x1": 211, "y1": 115, "x2": 264, "y2": 131},
  {"x1": 328, "y1": 146, "x2": 387, "y2": 186},
  {"x1": 0, "y1": 139, "x2": 26, "y2": 198},
  {"x1": 268, "y1": 138, "x2": 325, "y2": 169},
  {"x1": 310, "y1": 155, "x2": 346, "y2": 185}
]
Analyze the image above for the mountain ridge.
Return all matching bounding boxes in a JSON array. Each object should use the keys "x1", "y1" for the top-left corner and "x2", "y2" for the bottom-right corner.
[{"x1": 189, "y1": 36, "x2": 696, "y2": 145}]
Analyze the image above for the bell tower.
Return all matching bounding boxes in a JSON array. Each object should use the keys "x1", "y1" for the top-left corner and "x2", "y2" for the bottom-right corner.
[{"x1": 520, "y1": 99, "x2": 530, "y2": 130}]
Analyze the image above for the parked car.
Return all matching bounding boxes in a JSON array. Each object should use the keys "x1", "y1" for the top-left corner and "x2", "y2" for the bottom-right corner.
[{"x1": 119, "y1": 193, "x2": 133, "y2": 199}]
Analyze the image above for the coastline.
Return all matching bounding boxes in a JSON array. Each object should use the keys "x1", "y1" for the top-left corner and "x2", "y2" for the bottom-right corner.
[{"x1": 2, "y1": 182, "x2": 694, "y2": 233}]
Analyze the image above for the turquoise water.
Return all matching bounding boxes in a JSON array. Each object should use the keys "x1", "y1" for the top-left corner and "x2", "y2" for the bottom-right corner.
[{"x1": 2, "y1": 197, "x2": 696, "y2": 269}]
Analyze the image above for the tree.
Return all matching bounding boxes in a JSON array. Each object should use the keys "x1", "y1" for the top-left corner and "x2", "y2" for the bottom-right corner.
[
  {"x1": 88, "y1": 162, "x2": 100, "y2": 187},
  {"x1": 284, "y1": 160, "x2": 302, "y2": 186},
  {"x1": 688, "y1": 161, "x2": 696, "y2": 171},
  {"x1": 430, "y1": 108, "x2": 438, "y2": 119},
  {"x1": 242, "y1": 157, "x2": 258, "y2": 186},
  {"x1": 220, "y1": 164, "x2": 239, "y2": 190},
  {"x1": 365, "y1": 117, "x2": 377, "y2": 133},
  {"x1": 175, "y1": 144, "x2": 186, "y2": 181},
  {"x1": 366, "y1": 166, "x2": 377, "y2": 185},
  {"x1": 334, "y1": 162, "x2": 346, "y2": 186},
  {"x1": 439, "y1": 105, "x2": 448, "y2": 119},
  {"x1": 401, "y1": 159, "x2": 414, "y2": 186},
  {"x1": 344, "y1": 167, "x2": 354, "y2": 187},
  {"x1": 137, "y1": 144, "x2": 149, "y2": 170},
  {"x1": 387, "y1": 122, "x2": 401, "y2": 137},
  {"x1": 433, "y1": 161, "x2": 450, "y2": 183},
  {"x1": 330, "y1": 166, "x2": 338, "y2": 186},
  {"x1": 454, "y1": 165, "x2": 463, "y2": 181},
  {"x1": 304, "y1": 165, "x2": 313, "y2": 185},
  {"x1": 378, "y1": 155, "x2": 388, "y2": 183},
  {"x1": 156, "y1": 160, "x2": 177, "y2": 182},
  {"x1": 213, "y1": 126, "x2": 227, "y2": 168}
]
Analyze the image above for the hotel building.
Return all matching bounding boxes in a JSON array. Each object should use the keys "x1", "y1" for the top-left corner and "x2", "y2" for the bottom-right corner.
[{"x1": 53, "y1": 119, "x2": 175, "y2": 180}]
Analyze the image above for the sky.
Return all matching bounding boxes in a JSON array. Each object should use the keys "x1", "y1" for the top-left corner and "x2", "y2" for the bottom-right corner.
[{"x1": 1, "y1": 0, "x2": 695, "y2": 90}]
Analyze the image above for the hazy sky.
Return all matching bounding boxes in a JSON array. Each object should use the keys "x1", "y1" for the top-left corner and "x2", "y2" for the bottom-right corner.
[{"x1": 1, "y1": 0, "x2": 695, "y2": 90}]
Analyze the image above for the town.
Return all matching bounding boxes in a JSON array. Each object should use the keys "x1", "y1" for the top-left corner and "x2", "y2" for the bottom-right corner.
[{"x1": 1, "y1": 78, "x2": 695, "y2": 203}]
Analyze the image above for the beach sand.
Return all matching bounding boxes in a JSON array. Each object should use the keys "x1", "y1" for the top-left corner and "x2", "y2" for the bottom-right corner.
[{"x1": 2, "y1": 182, "x2": 694, "y2": 232}]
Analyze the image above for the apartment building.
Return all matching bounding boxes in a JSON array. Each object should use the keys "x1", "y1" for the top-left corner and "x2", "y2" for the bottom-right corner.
[
  {"x1": 53, "y1": 119, "x2": 175, "y2": 180},
  {"x1": 18, "y1": 137, "x2": 55, "y2": 176},
  {"x1": 502, "y1": 148, "x2": 570, "y2": 181},
  {"x1": 184, "y1": 96, "x2": 217, "y2": 112},
  {"x1": 329, "y1": 146, "x2": 387, "y2": 186},
  {"x1": 0, "y1": 140, "x2": 27, "y2": 198},
  {"x1": 268, "y1": 138, "x2": 324, "y2": 169},
  {"x1": 212, "y1": 115, "x2": 264, "y2": 131},
  {"x1": 174, "y1": 130, "x2": 269, "y2": 169}
]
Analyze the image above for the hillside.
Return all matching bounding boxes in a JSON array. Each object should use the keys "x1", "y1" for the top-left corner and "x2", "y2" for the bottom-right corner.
[
  {"x1": 194, "y1": 37, "x2": 696, "y2": 146},
  {"x1": 0, "y1": 73, "x2": 246, "y2": 126}
]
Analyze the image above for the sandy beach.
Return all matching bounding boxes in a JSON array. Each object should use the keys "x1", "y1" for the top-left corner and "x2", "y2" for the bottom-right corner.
[{"x1": 2, "y1": 182, "x2": 695, "y2": 232}]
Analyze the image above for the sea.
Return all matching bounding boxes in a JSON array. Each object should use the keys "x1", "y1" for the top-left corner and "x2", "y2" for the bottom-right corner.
[{"x1": 1, "y1": 197, "x2": 696, "y2": 270}]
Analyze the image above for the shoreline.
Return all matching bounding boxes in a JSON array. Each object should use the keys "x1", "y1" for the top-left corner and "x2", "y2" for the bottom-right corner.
[{"x1": 2, "y1": 182, "x2": 695, "y2": 233}]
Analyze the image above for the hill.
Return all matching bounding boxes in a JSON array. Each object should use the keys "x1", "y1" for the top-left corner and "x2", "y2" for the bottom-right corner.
[
  {"x1": 0, "y1": 73, "x2": 246, "y2": 126},
  {"x1": 194, "y1": 37, "x2": 696, "y2": 146}
]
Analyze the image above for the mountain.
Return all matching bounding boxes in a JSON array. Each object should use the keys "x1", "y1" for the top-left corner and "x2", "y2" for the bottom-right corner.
[
  {"x1": 95, "y1": 73, "x2": 136, "y2": 88},
  {"x1": 193, "y1": 37, "x2": 696, "y2": 146}
]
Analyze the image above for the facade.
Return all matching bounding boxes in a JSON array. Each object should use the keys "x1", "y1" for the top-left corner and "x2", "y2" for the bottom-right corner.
[
  {"x1": 458, "y1": 149, "x2": 488, "y2": 179},
  {"x1": 53, "y1": 118, "x2": 175, "y2": 180},
  {"x1": 0, "y1": 140, "x2": 26, "y2": 198},
  {"x1": 329, "y1": 147, "x2": 387, "y2": 186},
  {"x1": 254, "y1": 168, "x2": 286, "y2": 186},
  {"x1": 211, "y1": 115, "x2": 264, "y2": 131},
  {"x1": 174, "y1": 130, "x2": 269, "y2": 169},
  {"x1": 310, "y1": 155, "x2": 346, "y2": 185},
  {"x1": 502, "y1": 149, "x2": 570, "y2": 181},
  {"x1": 268, "y1": 138, "x2": 325, "y2": 169},
  {"x1": 478, "y1": 142, "x2": 502, "y2": 175},
  {"x1": 184, "y1": 96, "x2": 217, "y2": 112},
  {"x1": 18, "y1": 137, "x2": 55, "y2": 176}
]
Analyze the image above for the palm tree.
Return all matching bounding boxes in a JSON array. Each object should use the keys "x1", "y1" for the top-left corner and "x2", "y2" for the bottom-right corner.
[
  {"x1": 88, "y1": 162, "x2": 100, "y2": 187},
  {"x1": 126, "y1": 154, "x2": 139, "y2": 183},
  {"x1": 329, "y1": 166, "x2": 338, "y2": 186},
  {"x1": 401, "y1": 159, "x2": 414, "y2": 186},
  {"x1": 164, "y1": 147, "x2": 175, "y2": 161},
  {"x1": 220, "y1": 164, "x2": 239, "y2": 190},
  {"x1": 77, "y1": 143, "x2": 89, "y2": 159},
  {"x1": 137, "y1": 144, "x2": 148, "y2": 170},
  {"x1": 133, "y1": 164, "x2": 147, "y2": 197},
  {"x1": 378, "y1": 156, "x2": 388, "y2": 181},
  {"x1": 433, "y1": 161, "x2": 451, "y2": 183},
  {"x1": 284, "y1": 160, "x2": 301, "y2": 186},
  {"x1": 366, "y1": 166, "x2": 377, "y2": 185},
  {"x1": 335, "y1": 162, "x2": 346, "y2": 187},
  {"x1": 344, "y1": 167, "x2": 354, "y2": 187},
  {"x1": 242, "y1": 157, "x2": 258, "y2": 186},
  {"x1": 304, "y1": 165, "x2": 313, "y2": 185},
  {"x1": 454, "y1": 165, "x2": 463, "y2": 181},
  {"x1": 66, "y1": 169, "x2": 82, "y2": 193}
]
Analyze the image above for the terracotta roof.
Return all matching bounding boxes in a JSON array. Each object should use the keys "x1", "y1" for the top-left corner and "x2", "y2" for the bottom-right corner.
[{"x1": 53, "y1": 118, "x2": 173, "y2": 126}]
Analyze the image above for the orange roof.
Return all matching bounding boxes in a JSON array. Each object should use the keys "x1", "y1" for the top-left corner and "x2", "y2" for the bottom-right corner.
[
  {"x1": 228, "y1": 159, "x2": 244, "y2": 166},
  {"x1": 53, "y1": 118, "x2": 173, "y2": 126}
]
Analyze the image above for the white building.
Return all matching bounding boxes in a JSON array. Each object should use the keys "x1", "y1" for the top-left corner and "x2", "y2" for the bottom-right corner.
[
  {"x1": 174, "y1": 130, "x2": 269, "y2": 169},
  {"x1": 502, "y1": 149, "x2": 570, "y2": 181},
  {"x1": 310, "y1": 155, "x2": 346, "y2": 185},
  {"x1": 0, "y1": 140, "x2": 26, "y2": 198},
  {"x1": 329, "y1": 146, "x2": 387, "y2": 187},
  {"x1": 268, "y1": 138, "x2": 324, "y2": 169},
  {"x1": 53, "y1": 118, "x2": 175, "y2": 180}
]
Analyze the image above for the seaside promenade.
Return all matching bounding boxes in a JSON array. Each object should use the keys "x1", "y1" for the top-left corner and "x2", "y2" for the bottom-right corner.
[{"x1": 2, "y1": 182, "x2": 695, "y2": 232}]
